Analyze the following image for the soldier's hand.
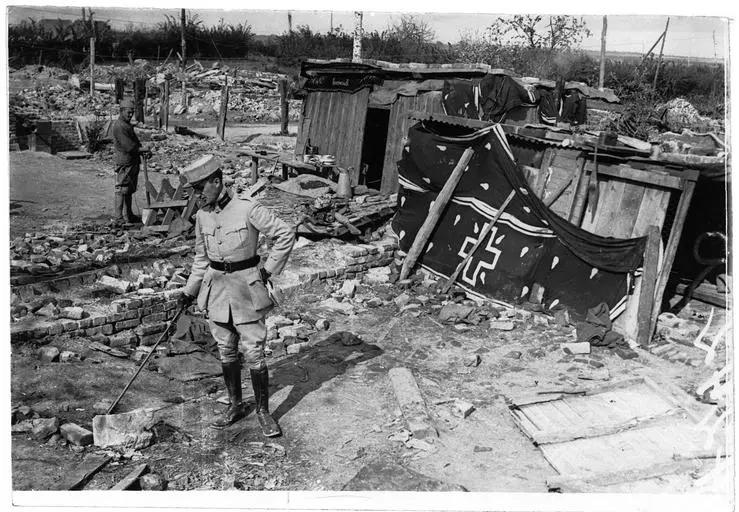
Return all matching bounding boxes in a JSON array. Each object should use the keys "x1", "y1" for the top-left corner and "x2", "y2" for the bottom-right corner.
[
  {"x1": 178, "y1": 292, "x2": 195, "y2": 309},
  {"x1": 260, "y1": 267, "x2": 271, "y2": 284}
]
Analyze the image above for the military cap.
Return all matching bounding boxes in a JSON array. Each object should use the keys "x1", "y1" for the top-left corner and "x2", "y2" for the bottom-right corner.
[
  {"x1": 181, "y1": 155, "x2": 222, "y2": 187},
  {"x1": 119, "y1": 98, "x2": 135, "y2": 110}
]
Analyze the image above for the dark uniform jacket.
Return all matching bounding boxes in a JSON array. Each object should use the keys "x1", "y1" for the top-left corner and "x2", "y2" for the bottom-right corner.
[
  {"x1": 112, "y1": 117, "x2": 141, "y2": 166},
  {"x1": 184, "y1": 189, "x2": 295, "y2": 324}
]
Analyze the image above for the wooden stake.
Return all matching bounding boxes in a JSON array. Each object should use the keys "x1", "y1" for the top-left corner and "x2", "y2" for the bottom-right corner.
[
  {"x1": 653, "y1": 17, "x2": 670, "y2": 90},
  {"x1": 217, "y1": 75, "x2": 228, "y2": 141},
  {"x1": 442, "y1": 189, "x2": 516, "y2": 293},
  {"x1": 598, "y1": 16, "x2": 607, "y2": 90},
  {"x1": 279, "y1": 78, "x2": 289, "y2": 135},
  {"x1": 637, "y1": 225, "x2": 661, "y2": 347},
  {"x1": 89, "y1": 37, "x2": 95, "y2": 97},
  {"x1": 399, "y1": 147, "x2": 474, "y2": 281}
]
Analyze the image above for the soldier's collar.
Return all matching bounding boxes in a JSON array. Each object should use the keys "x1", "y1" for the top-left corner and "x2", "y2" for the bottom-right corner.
[{"x1": 214, "y1": 188, "x2": 232, "y2": 212}]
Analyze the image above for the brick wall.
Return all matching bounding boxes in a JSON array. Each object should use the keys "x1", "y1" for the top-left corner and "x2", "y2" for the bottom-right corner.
[{"x1": 33, "y1": 120, "x2": 80, "y2": 154}]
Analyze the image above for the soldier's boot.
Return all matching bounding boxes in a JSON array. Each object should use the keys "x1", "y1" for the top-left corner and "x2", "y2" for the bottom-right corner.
[
  {"x1": 123, "y1": 194, "x2": 141, "y2": 224},
  {"x1": 113, "y1": 192, "x2": 125, "y2": 224},
  {"x1": 250, "y1": 367, "x2": 281, "y2": 437},
  {"x1": 210, "y1": 361, "x2": 247, "y2": 430}
]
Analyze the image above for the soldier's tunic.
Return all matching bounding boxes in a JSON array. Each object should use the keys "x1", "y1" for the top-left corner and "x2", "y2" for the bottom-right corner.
[
  {"x1": 111, "y1": 117, "x2": 141, "y2": 193},
  {"x1": 184, "y1": 188, "x2": 295, "y2": 367}
]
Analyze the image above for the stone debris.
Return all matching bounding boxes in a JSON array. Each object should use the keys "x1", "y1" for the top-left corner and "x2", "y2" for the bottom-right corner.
[
  {"x1": 92, "y1": 409, "x2": 156, "y2": 450},
  {"x1": 60, "y1": 423, "x2": 93, "y2": 446},
  {"x1": 35, "y1": 302, "x2": 59, "y2": 317},
  {"x1": 452, "y1": 399, "x2": 475, "y2": 419},
  {"x1": 38, "y1": 346, "x2": 60, "y2": 363},
  {"x1": 140, "y1": 473, "x2": 166, "y2": 491},
  {"x1": 561, "y1": 342, "x2": 591, "y2": 355},
  {"x1": 489, "y1": 321, "x2": 516, "y2": 331},
  {"x1": 31, "y1": 417, "x2": 60, "y2": 440},
  {"x1": 438, "y1": 303, "x2": 474, "y2": 323},
  {"x1": 340, "y1": 279, "x2": 358, "y2": 298},
  {"x1": 59, "y1": 350, "x2": 84, "y2": 363},
  {"x1": 59, "y1": 306, "x2": 85, "y2": 320},
  {"x1": 98, "y1": 275, "x2": 133, "y2": 295}
]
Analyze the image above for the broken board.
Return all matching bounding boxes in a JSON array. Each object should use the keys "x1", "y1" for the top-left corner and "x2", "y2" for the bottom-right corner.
[{"x1": 506, "y1": 376, "x2": 720, "y2": 492}]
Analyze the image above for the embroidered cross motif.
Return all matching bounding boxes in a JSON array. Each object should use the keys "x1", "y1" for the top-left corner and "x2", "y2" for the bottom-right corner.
[{"x1": 458, "y1": 224, "x2": 502, "y2": 287}]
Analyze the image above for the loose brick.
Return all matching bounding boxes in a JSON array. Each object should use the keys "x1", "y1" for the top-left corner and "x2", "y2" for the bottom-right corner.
[
  {"x1": 47, "y1": 323, "x2": 63, "y2": 336},
  {"x1": 141, "y1": 313, "x2": 166, "y2": 324},
  {"x1": 92, "y1": 316, "x2": 106, "y2": 327},
  {"x1": 127, "y1": 299, "x2": 143, "y2": 310},
  {"x1": 111, "y1": 300, "x2": 127, "y2": 314},
  {"x1": 101, "y1": 324, "x2": 114, "y2": 335},
  {"x1": 123, "y1": 310, "x2": 139, "y2": 320},
  {"x1": 62, "y1": 320, "x2": 78, "y2": 332},
  {"x1": 106, "y1": 313, "x2": 124, "y2": 323},
  {"x1": 78, "y1": 318, "x2": 93, "y2": 329},
  {"x1": 60, "y1": 423, "x2": 93, "y2": 446},
  {"x1": 115, "y1": 319, "x2": 140, "y2": 331},
  {"x1": 109, "y1": 332, "x2": 138, "y2": 348}
]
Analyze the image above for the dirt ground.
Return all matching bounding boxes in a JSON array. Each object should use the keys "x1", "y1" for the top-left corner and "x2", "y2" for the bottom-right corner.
[{"x1": 8, "y1": 128, "x2": 731, "y2": 497}]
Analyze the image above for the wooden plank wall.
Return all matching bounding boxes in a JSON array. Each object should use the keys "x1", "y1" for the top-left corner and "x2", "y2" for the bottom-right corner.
[
  {"x1": 295, "y1": 89, "x2": 370, "y2": 185},
  {"x1": 380, "y1": 91, "x2": 444, "y2": 194}
]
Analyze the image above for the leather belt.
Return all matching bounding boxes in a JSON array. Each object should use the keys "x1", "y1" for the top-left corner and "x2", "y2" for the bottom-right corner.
[{"x1": 209, "y1": 255, "x2": 260, "y2": 273}]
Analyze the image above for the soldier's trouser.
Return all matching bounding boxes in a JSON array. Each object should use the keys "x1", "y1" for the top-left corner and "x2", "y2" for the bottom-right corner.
[{"x1": 208, "y1": 316, "x2": 266, "y2": 369}]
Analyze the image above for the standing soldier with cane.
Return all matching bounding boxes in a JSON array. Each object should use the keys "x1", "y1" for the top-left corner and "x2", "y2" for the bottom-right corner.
[
  {"x1": 111, "y1": 97, "x2": 149, "y2": 225},
  {"x1": 178, "y1": 155, "x2": 295, "y2": 437}
]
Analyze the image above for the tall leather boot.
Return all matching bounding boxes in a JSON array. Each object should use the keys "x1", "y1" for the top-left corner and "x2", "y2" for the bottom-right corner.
[
  {"x1": 210, "y1": 361, "x2": 247, "y2": 430},
  {"x1": 250, "y1": 367, "x2": 281, "y2": 437},
  {"x1": 124, "y1": 194, "x2": 141, "y2": 224},
  {"x1": 113, "y1": 192, "x2": 125, "y2": 223}
]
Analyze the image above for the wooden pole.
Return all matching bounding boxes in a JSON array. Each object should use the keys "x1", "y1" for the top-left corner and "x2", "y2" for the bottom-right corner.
[
  {"x1": 180, "y1": 8, "x2": 187, "y2": 108},
  {"x1": 640, "y1": 32, "x2": 664, "y2": 67},
  {"x1": 399, "y1": 147, "x2": 475, "y2": 281},
  {"x1": 653, "y1": 18, "x2": 670, "y2": 91},
  {"x1": 352, "y1": 11, "x2": 363, "y2": 62},
  {"x1": 598, "y1": 16, "x2": 607, "y2": 90},
  {"x1": 89, "y1": 37, "x2": 95, "y2": 97},
  {"x1": 162, "y1": 80, "x2": 170, "y2": 130},
  {"x1": 637, "y1": 225, "x2": 661, "y2": 347},
  {"x1": 442, "y1": 189, "x2": 516, "y2": 293},
  {"x1": 279, "y1": 78, "x2": 289, "y2": 136},
  {"x1": 217, "y1": 75, "x2": 228, "y2": 141}
]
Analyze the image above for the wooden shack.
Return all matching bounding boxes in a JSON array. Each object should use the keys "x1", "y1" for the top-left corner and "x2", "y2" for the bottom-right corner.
[{"x1": 296, "y1": 58, "x2": 619, "y2": 195}]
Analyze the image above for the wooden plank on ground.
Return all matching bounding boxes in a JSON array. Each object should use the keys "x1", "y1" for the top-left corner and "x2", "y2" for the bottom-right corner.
[
  {"x1": 110, "y1": 463, "x2": 149, "y2": 490},
  {"x1": 56, "y1": 454, "x2": 111, "y2": 490},
  {"x1": 388, "y1": 367, "x2": 438, "y2": 440},
  {"x1": 637, "y1": 225, "x2": 661, "y2": 347},
  {"x1": 546, "y1": 458, "x2": 704, "y2": 492}
]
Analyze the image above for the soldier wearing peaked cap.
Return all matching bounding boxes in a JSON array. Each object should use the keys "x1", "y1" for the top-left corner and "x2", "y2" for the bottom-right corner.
[
  {"x1": 111, "y1": 97, "x2": 149, "y2": 225},
  {"x1": 179, "y1": 155, "x2": 295, "y2": 437}
]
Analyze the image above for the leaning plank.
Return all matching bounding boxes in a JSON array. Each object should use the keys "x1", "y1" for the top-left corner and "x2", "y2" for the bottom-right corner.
[
  {"x1": 110, "y1": 463, "x2": 149, "y2": 490},
  {"x1": 546, "y1": 458, "x2": 702, "y2": 492},
  {"x1": 388, "y1": 367, "x2": 438, "y2": 440},
  {"x1": 637, "y1": 225, "x2": 661, "y2": 347},
  {"x1": 147, "y1": 200, "x2": 189, "y2": 209},
  {"x1": 650, "y1": 179, "x2": 697, "y2": 340},
  {"x1": 56, "y1": 454, "x2": 111, "y2": 490},
  {"x1": 399, "y1": 147, "x2": 474, "y2": 280}
]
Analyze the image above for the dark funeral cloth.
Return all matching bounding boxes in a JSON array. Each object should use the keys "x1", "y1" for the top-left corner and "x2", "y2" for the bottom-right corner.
[
  {"x1": 538, "y1": 89, "x2": 559, "y2": 125},
  {"x1": 561, "y1": 90, "x2": 587, "y2": 125},
  {"x1": 442, "y1": 79, "x2": 479, "y2": 119},
  {"x1": 479, "y1": 75, "x2": 536, "y2": 122},
  {"x1": 391, "y1": 122, "x2": 646, "y2": 319}
]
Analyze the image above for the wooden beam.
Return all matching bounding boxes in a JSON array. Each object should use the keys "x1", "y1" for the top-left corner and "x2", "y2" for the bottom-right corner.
[
  {"x1": 399, "y1": 147, "x2": 474, "y2": 280},
  {"x1": 636, "y1": 225, "x2": 661, "y2": 347},
  {"x1": 388, "y1": 367, "x2": 437, "y2": 439},
  {"x1": 56, "y1": 454, "x2": 111, "y2": 490},
  {"x1": 110, "y1": 463, "x2": 149, "y2": 490},
  {"x1": 442, "y1": 189, "x2": 516, "y2": 293},
  {"x1": 650, "y1": 179, "x2": 696, "y2": 339}
]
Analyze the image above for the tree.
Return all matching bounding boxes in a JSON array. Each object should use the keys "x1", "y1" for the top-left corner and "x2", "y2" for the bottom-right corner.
[{"x1": 489, "y1": 15, "x2": 590, "y2": 51}]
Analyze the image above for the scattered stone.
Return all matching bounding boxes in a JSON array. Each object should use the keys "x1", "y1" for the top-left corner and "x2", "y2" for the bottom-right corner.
[
  {"x1": 286, "y1": 342, "x2": 309, "y2": 355},
  {"x1": 60, "y1": 423, "x2": 93, "y2": 446},
  {"x1": 92, "y1": 409, "x2": 156, "y2": 450},
  {"x1": 577, "y1": 367, "x2": 611, "y2": 381},
  {"x1": 340, "y1": 279, "x2": 358, "y2": 298},
  {"x1": 489, "y1": 321, "x2": 515, "y2": 331},
  {"x1": 527, "y1": 348, "x2": 546, "y2": 359},
  {"x1": 363, "y1": 266, "x2": 391, "y2": 284},
  {"x1": 438, "y1": 303, "x2": 474, "y2": 323},
  {"x1": 11, "y1": 419, "x2": 34, "y2": 433},
  {"x1": 315, "y1": 319, "x2": 330, "y2": 330},
  {"x1": 561, "y1": 342, "x2": 591, "y2": 355},
  {"x1": 36, "y1": 302, "x2": 59, "y2": 317},
  {"x1": 140, "y1": 473, "x2": 166, "y2": 491},
  {"x1": 553, "y1": 308, "x2": 571, "y2": 327},
  {"x1": 38, "y1": 346, "x2": 60, "y2": 363},
  {"x1": 31, "y1": 417, "x2": 60, "y2": 440},
  {"x1": 318, "y1": 298, "x2": 355, "y2": 316},
  {"x1": 59, "y1": 351, "x2": 83, "y2": 363},
  {"x1": 473, "y1": 445, "x2": 493, "y2": 453},
  {"x1": 366, "y1": 298, "x2": 384, "y2": 308},
  {"x1": 505, "y1": 350, "x2": 522, "y2": 359},
  {"x1": 90, "y1": 334, "x2": 110, "y2": 346},
  {"x1": 12, "y1": 405, "x2": 35, "y2": 424},
  {"x1": 615, "y1": 347, "x2": 639, "y2": 360},
  {"x1": 98, "y1": 275, "x2": 133, "y2": 294},
  {"x1": 532, "y1": 314, "x2": 549, "y2": 326},
  {"x1": 59, "y1": 306, "x2": 85, "y2": 320},
  {"x1": 657, "y1": 312, "x2": 682, "y2": 328},
  {"x1": 452, "y1": 399, "x2": 475, "y2": 419},
  {"x1": 464, "y1": 354, "x2": 482, "y2": 367},
  {"x1": 109, "y1": 332, "x2": 137, "y2": 348}
]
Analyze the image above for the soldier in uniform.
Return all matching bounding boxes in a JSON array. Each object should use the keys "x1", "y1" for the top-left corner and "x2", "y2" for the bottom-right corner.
[
  {"x1": 111, "y1": 98, "x2": 149, "y2": 225},
  {"x1": 179, "y1": 155, "x2": 295, "y2": 437}
]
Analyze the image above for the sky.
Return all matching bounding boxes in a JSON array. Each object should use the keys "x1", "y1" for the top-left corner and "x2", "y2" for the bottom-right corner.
[{"x1": 5, "y1": 3, "x2": 733, "y2": 60}]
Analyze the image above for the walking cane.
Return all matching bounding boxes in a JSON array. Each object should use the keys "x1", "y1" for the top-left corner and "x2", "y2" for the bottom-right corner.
[{"x1": 106, "y1": 305, "x2": 186, "y2": 415}]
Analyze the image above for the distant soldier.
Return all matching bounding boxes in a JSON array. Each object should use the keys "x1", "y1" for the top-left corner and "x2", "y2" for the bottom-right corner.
[
  {"x1": 111, "y1": 98, "x2": 148, "y2": 225},
  {"x1": 179, "y1": 155, "x2": 295, "y2": 437}
]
